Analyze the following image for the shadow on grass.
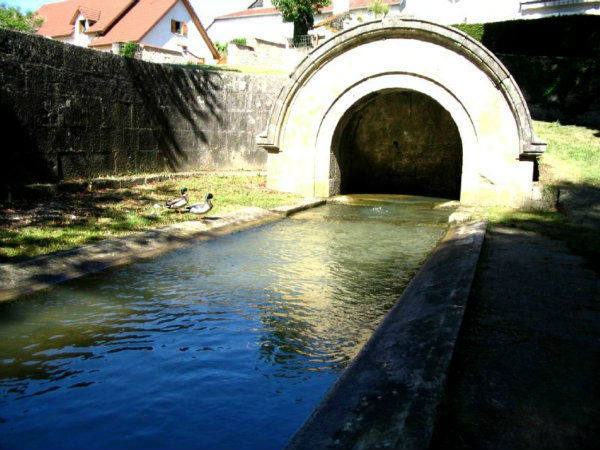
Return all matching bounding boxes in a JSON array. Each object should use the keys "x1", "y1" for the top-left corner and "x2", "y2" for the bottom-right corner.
[{"x1": 491, "y1": 181, "x2": 600, "y2": 274}]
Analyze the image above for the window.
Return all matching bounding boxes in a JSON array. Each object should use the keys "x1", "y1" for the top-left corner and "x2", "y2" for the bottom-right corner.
[
  {"x1": 171, "y1": 20, "x2": 187, "y2": 36},
  {"x1": 78, "y1": 20, "x2": 86, "y2": 33}
]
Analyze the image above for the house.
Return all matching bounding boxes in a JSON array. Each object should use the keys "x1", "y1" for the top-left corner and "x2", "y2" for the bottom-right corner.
[
  {"x1": 518, "y1": 0, "x2": 600, "y2": 19},
  {"x1": 208, "y1": 0, "x2": 599, "y2": 46},
  {"x1": 36, "y1": 0, "x2": 220, "y2": 64},
  {"x1": 207, "y1": 0, "x2": 404, "y2": 46}
]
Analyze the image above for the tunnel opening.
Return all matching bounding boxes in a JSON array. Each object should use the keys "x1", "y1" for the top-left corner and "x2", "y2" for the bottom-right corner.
[{"x1": 331, "y1": 89, "x2": 463, "y2": 199}]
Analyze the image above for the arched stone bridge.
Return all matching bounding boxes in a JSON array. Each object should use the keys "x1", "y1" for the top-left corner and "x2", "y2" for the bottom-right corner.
[{"x1": 258, "y1": 17, "x2": 546, "y2": 206}]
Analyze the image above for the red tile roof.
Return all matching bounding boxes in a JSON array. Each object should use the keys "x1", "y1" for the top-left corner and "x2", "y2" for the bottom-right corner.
[
  {"x1": 215, "y1": 0, "x2": 401, "y2": 20},
  {"x1": 36, "y1": 0, "x2": 219, "y2": 59},
  {"x1": 89, "y1": 0, "x2": 178, "y2": 46},
  {"x1": 37, "y1": 0, "x2": 135, "y2": 37},
  {"x1": 72, "y1": 6, "x2": 101, "y2": 24}
]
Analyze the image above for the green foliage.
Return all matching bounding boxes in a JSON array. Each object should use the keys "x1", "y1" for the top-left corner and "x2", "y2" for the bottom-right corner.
[
  {"x1": 121, "y1": 41, "x2": 138, "y2": 58},
  {"x1": 534, "y1": 120, "x2": 600, "y2": 186},
  {"x1": 452, "y1": 23, "x2": 484, "y2": 42},
  {"x1": 501, "y1": 55, "x2": 598, "y2": 117},
  {"x1": 482, "y1": 15, "x2": 600, "y2": 57},
  {"x1": 214, "y1": 41, "x2": 228, "y2": 54},
  {"x1": 367, "y1": 0, "x2": 389, "y2": 19},
  {"x1": 272, "y1": 0, "x2": 331, "y2": 38},
  {"x1": 231, "y1": 37, "x2": 247, "y2": 46},
  {"x1": 0, "y1": 4, "x2": 43, "y2": 32}
]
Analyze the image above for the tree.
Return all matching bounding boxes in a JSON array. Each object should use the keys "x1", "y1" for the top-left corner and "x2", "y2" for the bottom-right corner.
[
  {"x1": 367, "y1": 0, "x2": 389, "y2": 19},
  {"x1": 0, "y1": 4, "x2": 43, "y2": 33},
  {"x1": 272, "y1": 0, "x2": 331, "y2": 43}
]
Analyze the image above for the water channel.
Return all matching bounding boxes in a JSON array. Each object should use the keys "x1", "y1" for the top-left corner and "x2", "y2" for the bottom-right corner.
[{"x1": 0, "y1": 195, "x2": 453, "y2": 449}]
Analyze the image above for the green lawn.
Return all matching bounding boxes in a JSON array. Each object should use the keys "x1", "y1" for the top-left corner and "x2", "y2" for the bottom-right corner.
[
  {"x1": 535, "y1": 120, "x2": 600, "y2": 186},
  {"x1": 0, "y1": 174, "x2": 302, "y2": 261},
  {"x1": 480, "y1": 120, "x2": 600, "y2": 272}
]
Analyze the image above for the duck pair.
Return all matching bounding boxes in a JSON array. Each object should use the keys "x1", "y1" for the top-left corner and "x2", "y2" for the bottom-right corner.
[{"x1": 165, "y1": 188, "x2": 214, "y2": 220}]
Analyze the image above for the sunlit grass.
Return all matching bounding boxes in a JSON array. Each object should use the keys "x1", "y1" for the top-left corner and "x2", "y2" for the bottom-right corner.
[
  {"x1": 534, "y1": 120, "x2": 600, "y2": 186},
  {"x1": 0, "y1": 174, "x2": 302, "y2": 261},
  {"x1": 476, "y1": 120, "x2": 600, "y2": 271}
]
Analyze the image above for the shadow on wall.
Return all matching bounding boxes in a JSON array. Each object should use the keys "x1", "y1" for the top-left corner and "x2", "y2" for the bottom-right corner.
[
  {"x1": 0, "y1": 93, "x2": 56, "y2": 199},
  {"x1": 123, "y1": 59, "x2": 225, "y2": 172},
  {"x1": 499, "y1": 55, "x2": 600, "y2": 127}
]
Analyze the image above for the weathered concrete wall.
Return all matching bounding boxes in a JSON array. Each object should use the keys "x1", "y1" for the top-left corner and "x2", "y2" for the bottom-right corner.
[
  {"x1": 335, "y1": 91, "x2": 462, "y2": 198},
  {"x1": 0, "y1": 28, "x2": 286, "y2": 193}
]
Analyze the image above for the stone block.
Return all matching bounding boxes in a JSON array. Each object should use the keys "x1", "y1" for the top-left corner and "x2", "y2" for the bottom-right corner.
[{"x1": 59, "y1": 152, "x2": 113, "y2": 179}]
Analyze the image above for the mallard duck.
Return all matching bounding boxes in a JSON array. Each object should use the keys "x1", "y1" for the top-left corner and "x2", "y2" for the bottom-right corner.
[
  {"x1": 165, "y1": 187, "x2": 189, "y2": 214},
  {"x1": 185, "y1": 193, "x2": 214, "y2": 220}
]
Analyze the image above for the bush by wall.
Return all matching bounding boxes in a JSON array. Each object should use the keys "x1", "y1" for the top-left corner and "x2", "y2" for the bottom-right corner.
[
  {"x1": 454, "y1": 15, "x2": 600, "y2": 57},
  {"x1": 452, "y1": 15, "x2": 600, "y2": 124},
  {"x1": 452, "y1": 23, "x2": 484, "y2": 42},
  {"x1": 483, "y1": 15, "x2": 600, "y2": 57}
]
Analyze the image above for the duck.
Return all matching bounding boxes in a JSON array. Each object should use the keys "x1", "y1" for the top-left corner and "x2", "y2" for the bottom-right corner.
[
  {"x1": 185, "y1": 193, "x2": 214, "y2": 220},
  {"x1": 165, "y1": 187, "x2": 189, "y2": 214}
]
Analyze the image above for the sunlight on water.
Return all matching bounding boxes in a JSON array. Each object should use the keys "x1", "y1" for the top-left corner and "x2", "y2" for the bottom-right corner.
[{"x1": 0, "y1": 196, "x2": 453, "y2": 450}]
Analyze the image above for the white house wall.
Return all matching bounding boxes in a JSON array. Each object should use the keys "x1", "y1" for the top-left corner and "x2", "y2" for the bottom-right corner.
[
  {"x1": 141, "y1": 1, "x2": 215, "y2": 62},
  {"x1": 73, "y1": 13, "x2": 94, "y2": 47},
  {"x1": 400, "y1": 0, "x2": 520, "y2": 24},
  {"x1": 208, "y1": 14, "x2": 294, "y2": 45}
]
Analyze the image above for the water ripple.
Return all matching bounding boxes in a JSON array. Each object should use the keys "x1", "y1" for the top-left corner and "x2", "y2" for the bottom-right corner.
[{"x1": 0, "y1": 197, "x2": 451, "y2": 450}]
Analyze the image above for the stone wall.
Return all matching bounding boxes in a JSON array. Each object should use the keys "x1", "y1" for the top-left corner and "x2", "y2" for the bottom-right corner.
[
  {"x1": 227, "y1": 38, "x2": 308, "y2": 72},
  {"x1": 0, "y1": 28, "x2": 287, "y2": 193}
]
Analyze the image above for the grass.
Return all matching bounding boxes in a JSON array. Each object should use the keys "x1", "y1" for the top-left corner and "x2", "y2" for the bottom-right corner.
[
  {"x1": 477, "y1": 120, "x2": 600, "y2": 272},
  {"x1": 534, "y1": 120, "x2": 600, "y2": 186},
  {"x1": 0, "y1": 173, "x2": 302, "y2": 261}
]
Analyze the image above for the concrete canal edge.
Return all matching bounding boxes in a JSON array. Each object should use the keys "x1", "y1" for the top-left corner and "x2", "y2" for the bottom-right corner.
[
  {"x1": 286, "y1": 220, "x2": 488, "y2": 450},
  {"x1": 0, "y1": 199, "x2": 326, "y2": 303}
]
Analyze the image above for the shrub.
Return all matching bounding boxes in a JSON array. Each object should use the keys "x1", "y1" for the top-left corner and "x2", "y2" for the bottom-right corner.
[
  {"x1": 121, "y1": 41, "x2": 138, "y2": 58},
  {"x1": 452, "y1": 23, "x2": 484, "y2": 42}
]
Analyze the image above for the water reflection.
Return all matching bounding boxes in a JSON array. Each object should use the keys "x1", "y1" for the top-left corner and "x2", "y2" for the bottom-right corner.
[{"x1": 0, "y1": 196, "x2": 452, "y2": 450}]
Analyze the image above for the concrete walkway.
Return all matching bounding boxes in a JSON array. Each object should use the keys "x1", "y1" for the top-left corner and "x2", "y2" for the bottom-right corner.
[{"x1": 431, "y1": 226, "x2": 600, "y2": 450}]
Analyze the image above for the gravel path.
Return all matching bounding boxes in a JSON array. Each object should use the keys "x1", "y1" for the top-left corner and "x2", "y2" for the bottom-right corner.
[{"x1": 431, "y1": 226, "x2": 600, "y2": 449}]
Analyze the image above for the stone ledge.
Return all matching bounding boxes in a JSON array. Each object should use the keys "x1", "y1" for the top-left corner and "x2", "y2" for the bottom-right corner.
[
  {"x1": 0, "y1": 200, "x2": 317, "y2": 303},
  {"x1": 269, "y1": 198, "x2": 327, "y2": 216},
  {"x1": 285, "y1": 221, "x2": 487, "y2": 450}
]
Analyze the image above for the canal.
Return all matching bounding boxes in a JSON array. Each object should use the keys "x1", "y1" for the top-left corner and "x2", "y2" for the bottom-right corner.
[{"x1": 0, "y1": 195, "x2": 453, "y2": 449}]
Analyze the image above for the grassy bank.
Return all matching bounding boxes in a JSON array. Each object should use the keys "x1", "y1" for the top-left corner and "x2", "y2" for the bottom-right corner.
[
  {"x1": 0, "y1": 173, "x2": 302, "y2": 262},
  {"x1": 535, "y1": 120, "x2": 600, "y2": 186},
  {"x1": 481, "y1": 120, "x2": 600, "y2": 272}
]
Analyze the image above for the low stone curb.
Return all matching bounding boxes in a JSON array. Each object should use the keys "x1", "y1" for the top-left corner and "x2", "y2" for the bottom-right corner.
[
  {"x1": 0, "y1": 199, "x2": 323, "y2": 303},
  {"x1": 270, "y1": 198, "x2": 327, "y2": 216},
  {"x1": 286, "y1": 221, "x2": 488, "y2": 450}
]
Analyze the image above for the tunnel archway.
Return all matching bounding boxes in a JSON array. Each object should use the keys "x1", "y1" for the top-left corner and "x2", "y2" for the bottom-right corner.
[
  {"x1": 331, "y1": 89, "x2": 462, "y2": 199},
  {"x1": 258, "y1": 17, "x2": 546, "y2": 206}
]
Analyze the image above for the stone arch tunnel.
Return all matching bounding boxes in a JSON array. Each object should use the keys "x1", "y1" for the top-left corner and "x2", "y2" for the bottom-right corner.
[
  {"x1": 332, "y1": 89, "x2": 462, "y2": 199},
  {"x1": 258, "y1": 17, "x2": 546, "y2": 206}
]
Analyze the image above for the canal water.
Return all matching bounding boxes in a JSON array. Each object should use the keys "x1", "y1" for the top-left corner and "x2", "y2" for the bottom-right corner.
[{"x1": 0, "y1": 195, "x2": 453, "y2": 450}]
